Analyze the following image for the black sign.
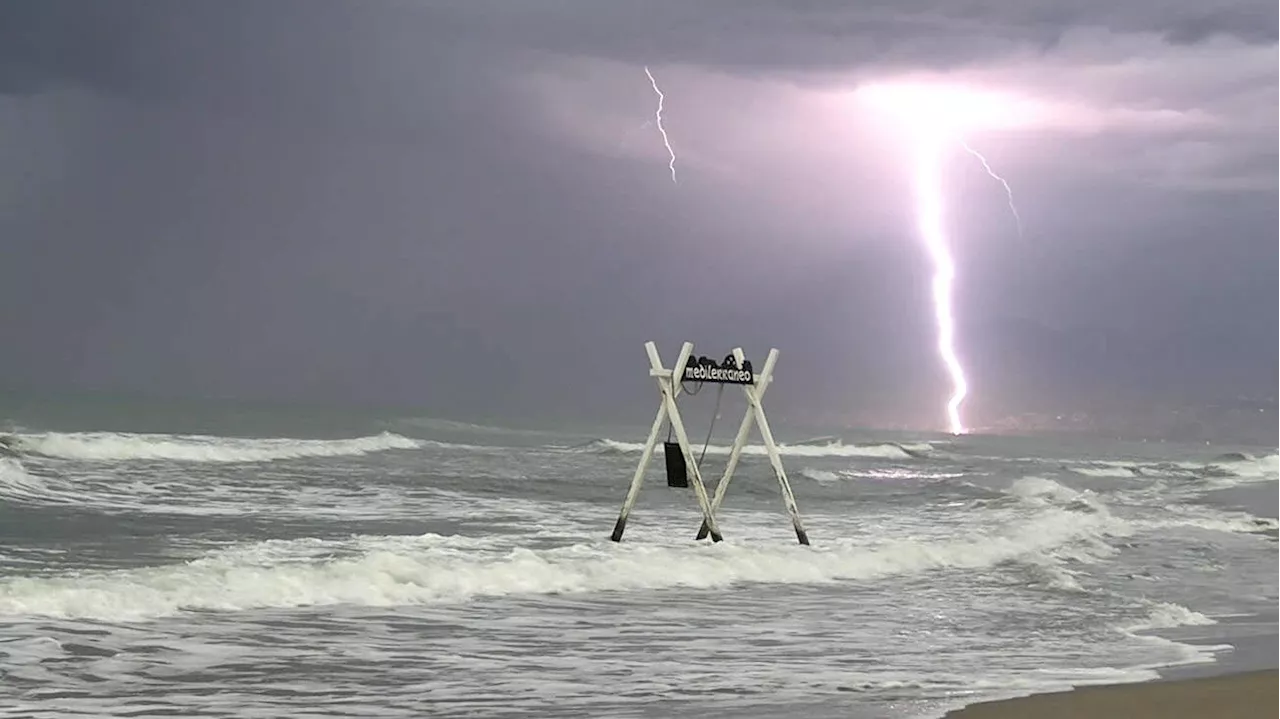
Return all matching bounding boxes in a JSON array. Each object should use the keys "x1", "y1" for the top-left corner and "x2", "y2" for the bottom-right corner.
[{"x1": 682, "y1": 353, "x2": 755, "y2": 385}]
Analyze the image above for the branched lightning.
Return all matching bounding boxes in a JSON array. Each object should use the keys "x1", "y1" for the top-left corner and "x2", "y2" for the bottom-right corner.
[
  {"x1": 643, "y1": 66, "x2": 679, "y2": 184},
  {"x1": 859, "y1": 82, "x2": 1031, "y2": 436},
  {"x1": 914, "y1": 137, "x2": 968, "y2": 435},
  {"x1": 962, "y1": 141, "x2": 1023, "y2": 240}
]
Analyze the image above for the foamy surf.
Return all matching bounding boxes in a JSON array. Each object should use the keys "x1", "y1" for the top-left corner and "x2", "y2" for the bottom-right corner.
[
  {"x1": 1071, "y1": 465, "x2": 1145, "y2": 478},
  {"x1": 799, "y1": 466, "x2": 966, "y2": 483},
  {"x1": 0, "y1": 458, "x2": 78, "y2": 505},
  {"x1": 1066, "y1": 453, "x2": 1278, "y2": 485},
  {"x1": 584, "y1": 437, "x2": 930, "y2": 459},
  {"x1": 0, "y1": 504, "x2": 1132, "y2": 621},
  {"x1": 1209, "y1": 452, "x2": 1279, "y2": 480},
  {"x1": 1002, "y1": 475, "x2": 1278, "y2": 537},
  {"x1": 0, "y1": 413, "x2": 1272, "y2": 719},
  {"x1": 7, "y1": 430, "x2": 422, "y2": 463},
  {"x1": 1125, "y1": 601, "x2": 1218, "y2": 632}
]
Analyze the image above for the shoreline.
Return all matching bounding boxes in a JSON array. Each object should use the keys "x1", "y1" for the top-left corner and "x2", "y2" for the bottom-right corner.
[
  {"x1": 939, "y1": 615, "x2": 1279, "y2": 719},
  {"x1": 935, "y1": 478, "x2": 1278, "y2": 719},
  {"x1": 942, "y1": 669, "x2": 1277, "y2": 719}
]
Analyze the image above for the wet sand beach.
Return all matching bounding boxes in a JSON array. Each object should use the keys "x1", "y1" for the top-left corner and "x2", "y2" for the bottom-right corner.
[{"x1": 944, "y1": 669, "x2": 1278, "y2": 719}]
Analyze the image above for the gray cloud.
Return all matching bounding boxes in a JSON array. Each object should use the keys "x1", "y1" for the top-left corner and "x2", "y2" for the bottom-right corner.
[
  {"x1": 1161, "y1": 3, "x2": 1279, "y2": 44},
  {"x1": 426, "y1": 0, "x2": 1278, "y2": 69},
  {"x1": 0, "y1": 0, "x2": 1274, "y2": 437}
]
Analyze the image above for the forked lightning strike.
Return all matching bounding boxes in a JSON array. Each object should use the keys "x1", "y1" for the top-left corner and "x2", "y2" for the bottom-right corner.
[
  {"x1": 962, "y1": 141, "x2": 1023, "y2": 240},
  {"x1": 914, "y1": 138, "x2": 969, "y2": 435},
  {"x1": 644, "y1": 66, "x2": 679, "y2": 184},
  {"x1": 857, "y1": 82, "x2": 1035, "y2": 435}
]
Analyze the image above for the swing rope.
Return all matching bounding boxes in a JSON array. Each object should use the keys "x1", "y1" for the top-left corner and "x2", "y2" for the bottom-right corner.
[
  {"x1": 666, "y1": 380, "x2": 726, "y2": 470},
  {"x1": 698, "y1": 383, "x2": 726, "y2": 467}
]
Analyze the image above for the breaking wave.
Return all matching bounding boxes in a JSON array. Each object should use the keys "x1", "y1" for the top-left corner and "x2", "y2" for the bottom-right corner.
[
  {"x1": 800, "y1": 468, "x2": 842, "y2": 483},
  {"x1": 1071, "y1": 465, "x2": 1146, "y2": 479},
  {"x1": 0, "y1": 501, "x2": 1134, "y2": 622},
  {"x1": 0, "y1": 458, "x2": 75, "y2": 505},
  {"x1": 798, "y1": 466, "x2": 967, "y2": 484},
  {"x1": 581, "y1": 438, "x2": 932, "y2": 460},
  {"x1": 6, "y1": 430, "x2": 422, "y2": 463},
  {"x1": 1003, "y1": 475, "x2": 1278, "y2": 538},
  {"x1": 1210, "y1": 452, "x2": 1279, "y2": 479},
  {"x1": 1067, "y1": 452, "x2": 1278, "y2": 485},
  {"x1": 1124, "y1": 601, "x2": 1217, "y2": 632}
]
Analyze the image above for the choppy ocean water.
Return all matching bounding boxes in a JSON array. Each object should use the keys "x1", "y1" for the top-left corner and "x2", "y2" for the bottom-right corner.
[{"x1": 0, "y1": 402, "x2": 1276, "y2": 718}]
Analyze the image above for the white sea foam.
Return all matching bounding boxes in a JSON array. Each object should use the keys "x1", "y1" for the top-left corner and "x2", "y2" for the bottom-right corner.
[
  {"x1": 1068, "y1": 452, "x2": 1278, "y2": 486},
  {"x1": 1072, "y1": 465, "x2": 1142, "y2": 478},
  {"x1": 1006, "y1": 476, "x2": 1108, "y2": 513},
  {"x1": 0, "y1": 458, "x2": 75, "y2": 505},
  {"x1": 10, "y1": 430, "x2": 422, "y2": 463},
  {"x1": 798, "y1": 466, "x2": 965, "y2": 483},
  {"x1": 1004, "y1": 475, "x2": 1279, "y2": 540},
  {"x1": 799, "y1": 468, "x2": 841, "y2": 483},
  {"x1": 588, "y1": 438, "x2": 923, "y2": 459},
  {"x1": 0, "y1": 505, "x2": 1131, "y2": 622},
  {"x1": 1125, "y1": 601, "x2": 1217, "y2": 632},
  {"x1": 999, "y1": 476, "x2": 1278, "y2": 570},
  {"x1": 1209, "y1": 452, "x2": 1278, "y2": 480}
]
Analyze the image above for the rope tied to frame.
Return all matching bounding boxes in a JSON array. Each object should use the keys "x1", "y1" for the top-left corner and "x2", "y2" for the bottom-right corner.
[{"x1": 666, "y1": 378, "x2": 726, "y2": 470}]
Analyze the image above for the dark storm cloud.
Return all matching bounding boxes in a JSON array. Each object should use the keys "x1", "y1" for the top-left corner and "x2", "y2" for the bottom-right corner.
[
  {"x1": 3, "y1": 1, "x2": 1273, "y2": 98},
  {"x1": 1161, "y1": 4, "x2": 1279, "y2": 45},
  {"x1": 425, "y1": 0, "x2": 1278, "y2": 70},
  {"x1": 0, "y1": 1, "x2": 505, "y2": 133},
  {"x1": 0, "y1": 2, "x2": 266, "y2": 96},
  {"x1": 0, "y1": 0, "x2": 1274, "y2": 437}
]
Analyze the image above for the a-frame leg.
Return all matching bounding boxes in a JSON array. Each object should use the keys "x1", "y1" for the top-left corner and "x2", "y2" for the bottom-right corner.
[
  {"x1": 609, "y1": 397, "x2": 670, "y2": 542},
  {"x1": 749, "y1": 374, "x2": 810, "y2": 546},
  {"x1": 696, "y1": 347, "x2": 772, "y2": 540},
  {"x1": 654, "y1": 343, "x2": 724, "y2": 543},
  {"x1": 696, "y1": 348, "x2": 810, "y2": 546},
  {"x1": 610, "y1": 342, "x2": 724, "y2": 543}
]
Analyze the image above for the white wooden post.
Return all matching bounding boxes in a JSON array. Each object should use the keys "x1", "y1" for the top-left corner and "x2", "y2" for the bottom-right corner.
[
  {"x1": 695, "y1": 348, "x2": 809, "y2": 545},
  {"x1": 744, "y1": 350, "x2": 810, "y2": 546},
  {"x1": 610, "y1": 341, "x2": 723, "y2": 543}
]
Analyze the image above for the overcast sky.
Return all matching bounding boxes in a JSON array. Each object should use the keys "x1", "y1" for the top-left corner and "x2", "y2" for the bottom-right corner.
[{"x1": 0, "y1": 0, "x2": 1275, "y2": 431}]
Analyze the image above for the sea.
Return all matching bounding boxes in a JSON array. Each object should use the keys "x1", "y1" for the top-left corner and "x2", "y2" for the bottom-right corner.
[{"x1": 0, "y1": 396, "x2": 1276, "y2": 718}]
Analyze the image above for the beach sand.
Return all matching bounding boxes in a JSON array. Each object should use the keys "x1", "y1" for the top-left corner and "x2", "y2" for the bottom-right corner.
[{"x1": 944, "y1": 670, "x2": 1278, "y2": 719}]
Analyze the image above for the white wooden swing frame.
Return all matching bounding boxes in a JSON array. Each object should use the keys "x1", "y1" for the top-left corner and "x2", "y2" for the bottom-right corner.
[{"x1": 609, "y1": 341, "x2": 810, "y2": 545}]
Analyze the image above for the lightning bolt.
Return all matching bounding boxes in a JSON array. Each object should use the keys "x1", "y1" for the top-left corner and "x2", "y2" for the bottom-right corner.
[
  {"x1": 858, "y1": 82, "x2": 1028, "y2": 435},
  {"x1": 962, "y1": 141, "x2": 1023, "y2": 240},
  {"x1": 643, "y1": 66, "x2": 679, "y2": 184},
  {"x1": 915, "y1": 136, "x2": 969, "y2": 435}
]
